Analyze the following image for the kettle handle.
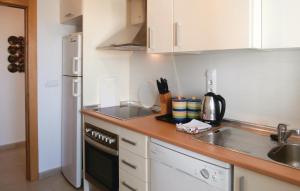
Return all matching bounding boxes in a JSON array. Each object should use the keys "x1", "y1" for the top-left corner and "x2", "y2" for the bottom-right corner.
[{"x1": 216, "y1": 95, "x2": 226, "y2": 122}]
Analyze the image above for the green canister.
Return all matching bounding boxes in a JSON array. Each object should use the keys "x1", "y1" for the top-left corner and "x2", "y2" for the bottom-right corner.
[
  {"x1": 172, "y1": 96, "x2": 187, "y2": 110},
  {"x1": 172, "y1": 97, "x2": 187, "y2": 122},
  {"x1": 187, "y1": 97, "x2": 201, "y2": 119}
]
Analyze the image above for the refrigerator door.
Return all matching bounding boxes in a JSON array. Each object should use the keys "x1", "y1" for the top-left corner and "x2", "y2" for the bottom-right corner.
[
  {"x1": 62, "y1": 76, "x2": 82, "y2": 188},
  {"x1": 63, "y1": 33, "x2": 82, "y2": 76}
]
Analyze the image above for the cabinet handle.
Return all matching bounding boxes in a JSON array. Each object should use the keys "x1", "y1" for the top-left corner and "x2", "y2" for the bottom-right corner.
[
  {"x1": 72, "y1": 79, "x2": 80, "y2": 97},
  {"x1": 122, "y1": 181, "x2": 137, "y2": 191},
  {"x1": 148, "y1": 28, "x2": 152, "y2": 49},
  {"x1": 72, "y1": 57, "x2": 80, "y2": 75},
  {"x1": 65, "y1": 13, "x2": 73, "y2": 17},
  {"x1": 121, "y1": 160, "x2": 137, "y2": 169},
  {"x1": 121, "y1": 138, "x2": 137, "y2": 146},
  {"x1": 238, "y1": 176, "x2": 245, "y2": 191},
  {"x1": 174, "y1": 22, "x2": 180, "y2": 47}
]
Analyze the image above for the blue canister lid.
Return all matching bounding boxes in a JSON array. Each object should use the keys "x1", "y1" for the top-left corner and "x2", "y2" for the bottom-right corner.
[
  {"x1": 187, "y1": 97, "x2": 201, "y2": 103},
  {"x1": 172, "y1": 96, "x2": 187, "y2": 102}
]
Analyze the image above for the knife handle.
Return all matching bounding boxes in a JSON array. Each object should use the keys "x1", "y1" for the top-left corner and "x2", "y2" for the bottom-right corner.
[{"x1": 157, "y1": 80, "x2": 162, "y2": 94}]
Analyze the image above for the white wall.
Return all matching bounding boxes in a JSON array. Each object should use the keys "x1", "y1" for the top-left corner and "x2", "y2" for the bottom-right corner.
[
  {"x1": 129, "y1": 49, "x2": 300, "y2": 129},
  {"x1": 0, "y1": 6, "x2": 25, "y2": 146},
  {"x1": 83, "y1": 0, "x2": 130, "y2": 106},
  {"x1": 174, "y1": 49, "x2": 300, "y2": 128},
  {"x1": 37, "y1": 0, "x2": 76, "y2": 172},
  {"x1": 129, "y1": 52, "x2": 178, "y2": 104}
]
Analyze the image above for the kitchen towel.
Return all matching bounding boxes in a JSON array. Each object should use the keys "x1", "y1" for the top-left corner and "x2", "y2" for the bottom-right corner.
[{"x1": 176, "y1": 119, "x2": 212, "y2": 134}]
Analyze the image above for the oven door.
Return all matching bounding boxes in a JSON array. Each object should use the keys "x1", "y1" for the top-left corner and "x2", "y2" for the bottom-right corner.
[{"x1": 85, "y1": 136, "x2": 119, "y2": 191}]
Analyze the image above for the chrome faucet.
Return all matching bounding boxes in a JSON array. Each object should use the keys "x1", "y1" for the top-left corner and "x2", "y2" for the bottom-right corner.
[
  {"x1": 277, "y1": 124, "x2": 300, "y2": 144},
  {"x1": 277, "y1": 124, "x2": 288, "y2": 144}
]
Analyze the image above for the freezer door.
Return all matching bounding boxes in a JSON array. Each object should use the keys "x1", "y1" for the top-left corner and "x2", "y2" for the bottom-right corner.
[
  {"x1": 63, "y1": 33, "x2": 82, "y2": 76},
  {"x1": 61, "y1": 76, "x2": 82, "y2": 188}
]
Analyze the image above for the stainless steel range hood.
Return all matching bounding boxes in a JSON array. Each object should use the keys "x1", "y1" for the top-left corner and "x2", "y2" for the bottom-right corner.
[{"x1": 98, "y1": 0, "x2": 147, "y2": 51}]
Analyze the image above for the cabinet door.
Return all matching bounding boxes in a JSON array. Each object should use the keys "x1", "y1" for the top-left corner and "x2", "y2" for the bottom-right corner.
[
  {"x1": 234, "y1": 167, "x2": 300, "y2": 191},
  {"x1": 61, "y1": 0, "x2": 71, "y2": 22},
  {"x1": 70, "y1": 0, "x2": 82, "y2": 18},
  {"x1": 173, "y1": 0, "x2": 252, "y2": 52},
  {"x1": 262, "y1": 0, "x2": 300, "y2": 48},
  {"x1": 147, "y1": 0, "x2": 173, "y2": 53},
  {"x1": 61, "y1": 0, "x2": 82, "y2": 23}
]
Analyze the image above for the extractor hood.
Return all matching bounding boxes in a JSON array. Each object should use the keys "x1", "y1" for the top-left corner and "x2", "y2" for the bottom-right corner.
[{"x1": 98, "y1": 0, "x2": 147, "y2": 51}]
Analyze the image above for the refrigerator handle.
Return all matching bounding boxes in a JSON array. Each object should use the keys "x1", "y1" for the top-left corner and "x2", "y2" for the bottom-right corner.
[
  {"x1": 72, "y1": 57, "x2": 80, "y2": 75},
  {"x1": 72, "y1": 79, "x2": 80, "y2": 97}
]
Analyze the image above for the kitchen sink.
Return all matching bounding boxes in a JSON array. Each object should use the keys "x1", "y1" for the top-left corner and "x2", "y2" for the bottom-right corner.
[{"x1": 268, "y1": 144, "x2": 300, "y2": 169}]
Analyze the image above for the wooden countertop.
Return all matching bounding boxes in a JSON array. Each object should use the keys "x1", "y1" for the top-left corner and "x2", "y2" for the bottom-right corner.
[{"x1": 82, "y1": 109, "x2": 300, "y2": 187}]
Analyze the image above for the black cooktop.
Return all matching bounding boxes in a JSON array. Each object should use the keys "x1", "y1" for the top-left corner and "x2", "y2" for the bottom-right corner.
[{"x1": 94, "y1": 105, "x2": 156, "y2": 120}]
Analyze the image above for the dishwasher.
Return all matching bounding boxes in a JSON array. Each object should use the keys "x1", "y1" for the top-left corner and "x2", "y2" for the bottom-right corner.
[{"x1": 150, "y1": 139, "x2": 232, "y2": 191}]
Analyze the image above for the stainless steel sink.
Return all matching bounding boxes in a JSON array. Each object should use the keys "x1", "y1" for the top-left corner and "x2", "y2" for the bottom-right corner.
[{"x1": 268, "y1": 144, "x2": 300, "y2": 169}]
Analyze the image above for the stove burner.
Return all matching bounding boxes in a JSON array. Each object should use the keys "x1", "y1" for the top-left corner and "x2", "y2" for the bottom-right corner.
[{"x1": 94, "y1": 105, "x2": 156, "y2": 120}]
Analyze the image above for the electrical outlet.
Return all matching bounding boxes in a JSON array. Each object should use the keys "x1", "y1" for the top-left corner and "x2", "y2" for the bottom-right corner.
[{"x1": 206, "y1": 69, "x2": 217, "y2": 93}]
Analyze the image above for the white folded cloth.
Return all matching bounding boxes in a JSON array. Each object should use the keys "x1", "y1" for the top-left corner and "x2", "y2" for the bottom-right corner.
[{"x1": 176, "y1": 119, "x2": 212, "y2": 134}]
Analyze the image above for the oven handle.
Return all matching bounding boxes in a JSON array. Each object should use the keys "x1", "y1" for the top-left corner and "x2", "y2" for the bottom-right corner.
[{"x1": 85, "y1": 136, "x2": 118, "y2": 156}]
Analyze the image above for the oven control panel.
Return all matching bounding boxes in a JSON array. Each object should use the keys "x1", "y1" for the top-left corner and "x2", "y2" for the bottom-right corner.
[{"x1": 85, "y1": 123, "x2": 118, "y2": 150}]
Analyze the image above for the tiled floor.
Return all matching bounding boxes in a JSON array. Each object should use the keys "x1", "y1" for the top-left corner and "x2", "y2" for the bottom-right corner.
[{"x1": 0, "y1": 145, "x2": 82, "y2": 191}]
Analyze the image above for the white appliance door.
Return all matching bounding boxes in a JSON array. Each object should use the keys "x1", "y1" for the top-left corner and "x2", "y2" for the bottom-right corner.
[
  {"x1": 151, "y1": 160, "x2": 221, "y2": 191},
  {"x1": 62, "y1": 76, "x2": 82, "y2": 188},
  {"x1": 150, "y1": 142, "x2": 230, "y2": 191},
  {"x1": 63, "y1": 33, "x2": 82, "y2": 76}
]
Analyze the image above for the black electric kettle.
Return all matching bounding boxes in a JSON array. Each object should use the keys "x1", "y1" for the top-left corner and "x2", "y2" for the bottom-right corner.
[{"x1": 200, "y1": 92, "x2": 226, "y2": 126}]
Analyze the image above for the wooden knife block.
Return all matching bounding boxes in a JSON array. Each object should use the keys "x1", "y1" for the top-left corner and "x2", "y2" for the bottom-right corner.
[{"x1": 159, "y1": 92, "x2": 172, "y2": 115}]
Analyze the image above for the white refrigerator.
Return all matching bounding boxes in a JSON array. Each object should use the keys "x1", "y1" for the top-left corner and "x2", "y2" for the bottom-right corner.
[{"x1": 61, "y1": 33, "x2": 82, "y2": 188}]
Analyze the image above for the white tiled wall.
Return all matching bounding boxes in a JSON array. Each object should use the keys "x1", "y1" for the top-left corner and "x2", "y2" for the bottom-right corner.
[
  {"x1": 129, "y1": 52, "x2": 178, "y2": 104},
  {"x1": 129, "y1": 49, "x2": 300, "y2": 129}
]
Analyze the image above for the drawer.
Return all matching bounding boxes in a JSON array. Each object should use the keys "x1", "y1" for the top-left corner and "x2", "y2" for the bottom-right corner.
[
  {"x1": 119, "y1": 149, "x2": 149, "y2": 182},
  {"x1": 120, "y1": 169, "x2": 149, "y2": 191},
  {"x1": 119, "y1": 128, "x2": 148, "y2": 158}
]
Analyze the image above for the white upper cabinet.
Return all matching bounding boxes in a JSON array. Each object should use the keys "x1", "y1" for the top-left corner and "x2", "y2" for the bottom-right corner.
[
  {"x1": 173, "y1": 0, "x2": 253, "y2": 52},
  {"x1": 61, "y1": 0, "x2": 82, "y2": 24},
  {"x1": 147, "y1": 0, "x2": 300, "y2": 53},
  {"x1": 262, "y1": 0, "x2": 300, "y2": 48},
  {"x1": 147, "y1": 0, "x2": 173, "y2": 53}
]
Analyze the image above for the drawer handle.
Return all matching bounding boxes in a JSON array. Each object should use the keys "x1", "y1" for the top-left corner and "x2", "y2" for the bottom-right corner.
[
  {"x1": 121, "y1": 138, "x2": 137, "y2": 146},
  {"x1": 148, "y1": 27, "x2": 151, "y2": 49},
  {"x1": 121, "y1": 160, "x2": 137, "y2": 169},
  {"x1": 122, "y1": 181, "x2": 137, "y2": 191},
  {"x1": 239, "y1": 176, "x2": 245, "y2": 191}
]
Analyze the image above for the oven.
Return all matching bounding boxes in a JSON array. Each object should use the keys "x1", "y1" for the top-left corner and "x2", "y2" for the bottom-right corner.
[{"x1": 84, "y1": 123, "x2": 119, "y2": 191}]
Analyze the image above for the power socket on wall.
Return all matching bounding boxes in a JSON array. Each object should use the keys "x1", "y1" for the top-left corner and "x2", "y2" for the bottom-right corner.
[{"x1": 206, "y1": 69, "x2": 217, "y2": 93}]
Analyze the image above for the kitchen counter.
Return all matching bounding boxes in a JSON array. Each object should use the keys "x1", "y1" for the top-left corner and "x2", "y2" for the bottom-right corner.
[{"x1": 81, "y1": 108, "x2": 300, "y2": 187}]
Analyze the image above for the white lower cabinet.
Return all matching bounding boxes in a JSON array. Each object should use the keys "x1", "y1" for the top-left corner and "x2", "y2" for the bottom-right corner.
[
  {"x1": 120, "y1": 169, "x2": 149, "y2": 191},
  {"x1": 119, "y1": 149, "x2": 149, "y2": 182},
  {"x1": 119, "y1": 128, "x2": 149, "y2": 158},
  {"x1": 119, "y1": 128, "x2": 149, "y2": 191},
  {"x1": 234, "y1": 166, "x2": 300, "y2": 191}
]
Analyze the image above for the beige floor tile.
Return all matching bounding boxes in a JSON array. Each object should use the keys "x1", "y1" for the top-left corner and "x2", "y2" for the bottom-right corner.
[{"x1": 0, "y1": 146, "x2": 82, "y2": 191}]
